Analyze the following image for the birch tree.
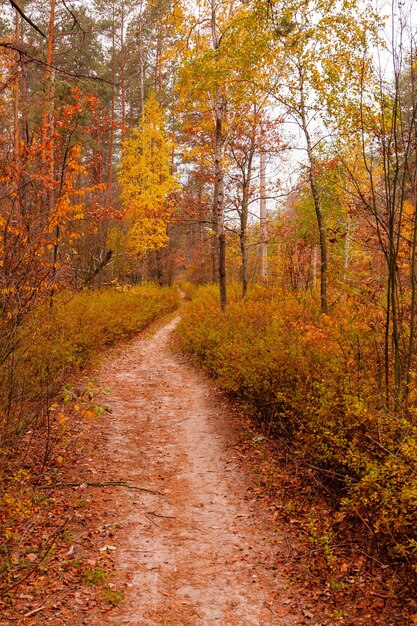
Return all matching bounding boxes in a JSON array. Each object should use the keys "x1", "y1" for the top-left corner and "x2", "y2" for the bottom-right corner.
[{"x1": 266, "y1": 0, "x2": 377, "y2": 312}]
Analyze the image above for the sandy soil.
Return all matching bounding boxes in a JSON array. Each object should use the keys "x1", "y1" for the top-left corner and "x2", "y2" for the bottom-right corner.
[{"x1": 94, "y1": 316, "x2": 306, "y2": 625}]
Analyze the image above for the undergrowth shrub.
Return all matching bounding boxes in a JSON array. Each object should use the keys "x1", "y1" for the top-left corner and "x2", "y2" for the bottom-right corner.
[
  {"x1": 177, "y1": 280, "x2": 197, "y2": 300},
  {"x1": 176, "y1": 284, "x2": 417, "y2": 579},
  {"x1": 25, "y1": 284, "x2": 179, "y2": 381},
  {"x1": 0, "y1": 284, "x2": 179, "y2": 597},
  {"x1": 0, "y1": 284, "x2": 180, "y2": 472}
]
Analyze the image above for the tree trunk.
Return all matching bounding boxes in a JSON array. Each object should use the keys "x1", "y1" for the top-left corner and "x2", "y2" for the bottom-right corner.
[
  {"x1": 211, "y1": 0, "x2": 226, "y2": 310},
  {"x1": 240, "y1": 150, "x2": 254, "y2": 298},
  {"x1": 344, "y1": 213, "x2": 351, "y2": 282},
  {"x1": 214, "y1": 105, "x2": 226, "y2": 309},
  {"x1": 107, "y1": 3, "x2": 116, "y2": 204},
  {"x1": 138, "y1": 0, "x2": 145, "y2": 115},
  {"x1": 155, "y1": 249, "x2": 163, "y2": 285},
  {"x1": 240, "y1": 226, "x2": 248, "y2": 299},
  {"x1": 259, "y1": 135, "x2": 268, "y2": 282},
  {"x1": 120, "y1": 1, "x2": 126, "y2": 139},
  {"x1": 41, "y1": 0, "x2": 56, "y2": 217},
  {"x1": 13, "y1": 10, "x2": 20, "y2": 166},
  {"x1": 298, "y1": 65, "x2": 328, "y2": 313}
]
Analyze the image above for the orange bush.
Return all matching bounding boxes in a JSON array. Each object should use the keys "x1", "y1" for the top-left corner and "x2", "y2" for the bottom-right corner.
[{"x1": 177, "y1": 285, "x2": 417, "y2": 577}]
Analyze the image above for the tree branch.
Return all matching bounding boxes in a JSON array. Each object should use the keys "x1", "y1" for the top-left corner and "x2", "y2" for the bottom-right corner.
[
  {"x1": 61, "y1": 0, "x2": 86, "y2": 33},
  {"x1": 0, "y1": 41, "x2": 117, "y2": 85},
  {"x1": 83, "y1": 250, "x2": 113, "y2": 285},
  {"x1": 38, "y1": 480, "x2": 162, "y2": 495},
  {"x1": 7, "y1": 0, "x2": 46, "y2": 39}
]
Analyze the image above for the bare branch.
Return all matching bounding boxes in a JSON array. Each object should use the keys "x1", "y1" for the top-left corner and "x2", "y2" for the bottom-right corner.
[
  {"x1": 0, "y1": 41, "x2": 117, "y2": 86},
  {"x1": 61, "y1": 0, "x2": 86, "y2": 34},
  {"x1": 7, "y1": 0, "x2": 46, "y2": 39}
]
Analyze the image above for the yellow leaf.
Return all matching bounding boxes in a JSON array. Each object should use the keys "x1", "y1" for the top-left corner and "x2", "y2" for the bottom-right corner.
[{"x1": 57, "y1": 412, "x2": 67, "y2": 425}]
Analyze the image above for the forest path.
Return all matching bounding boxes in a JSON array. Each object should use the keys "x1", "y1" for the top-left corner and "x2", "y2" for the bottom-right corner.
[{"x1": 95, "y1": 315, "x2": 305, "y2": 625}]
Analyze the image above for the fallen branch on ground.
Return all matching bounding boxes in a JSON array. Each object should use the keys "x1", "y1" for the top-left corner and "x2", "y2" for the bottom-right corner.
[
  {"x1": 24, "y1": 605, "x2": 46, "y2": 618},
  {"x1": 38, "y1": 481, "x2": 162, "y2": 495},
  {"x1": 146, "y1": 511, "x2": 176, "y2": 519}
]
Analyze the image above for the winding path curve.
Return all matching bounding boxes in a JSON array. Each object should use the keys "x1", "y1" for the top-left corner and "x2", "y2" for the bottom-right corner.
[{"x1": 96, "y1": 316, "x2": 305, "y2": 625}]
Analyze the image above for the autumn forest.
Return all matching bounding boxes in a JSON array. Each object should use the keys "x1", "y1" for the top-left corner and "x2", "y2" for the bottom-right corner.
[{"x1": 1, "y1": 0, "x2": 417, "y2": 622}]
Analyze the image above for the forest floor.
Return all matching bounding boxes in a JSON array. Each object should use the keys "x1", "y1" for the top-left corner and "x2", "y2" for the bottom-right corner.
[
  {"x1": 91, "y1": 315, "x2": 310, "y2": 625},
  {"x1": 1, "y1": 314, "x2": 413, "y2": 625}
]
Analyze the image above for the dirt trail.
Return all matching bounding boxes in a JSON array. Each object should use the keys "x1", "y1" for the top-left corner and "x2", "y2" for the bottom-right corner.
[{"x1": 97, "y1": 316, "x2": 305, "y2": 625}]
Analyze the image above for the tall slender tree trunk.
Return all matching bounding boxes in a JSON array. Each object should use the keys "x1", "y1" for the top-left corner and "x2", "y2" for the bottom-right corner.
[
  {"x1": 239, "y1": 132, "x2": 255, "y2": 299},
  {"x1": 20, "y1": 10, "x2": 28, "y2": 148},
  {"x1": 138, "y1": 0, "x2": 145, "y2": 116},
  {"x1": 298, "y1": 65, "x2": 328, "y2": 313},
  {"x1": 120, "y1": 1, "x2": 126, "y2": 139},
  {"x1": 240, "y1": 183, "x2": 249, "y2": 298},
  {"x1": 344, "y1": 213, "x2": 351, "y2": 282},
  {"x1": 155, "y1": 249, "x2": 163, "y2": 285},
  {"x1": 211, "y1": 207, "x2": 218, "y2": 284},
  {"x1": 107, "y1": 4, "x2": 116, "y2": 204},
  {"x1": 199, "y1": 222, "x2": 206, "y2": 282},
  {"x1": 13, "y1": 11, "x2": 20, "y2": 166},
  {"x1": 41, "y1": 0, "x2": 56, "y2": 217},
  {"x1": 259, "y1": 134, "x2": 268, "y2": 282},
  {"x1": 12, "y1": 8, "x2": 22, "y2": 221},
  {"x1": 154, "y1": 32, "x2": 163, "y2": 98},
  {"x1": 215, "y1": 107, "x2": 226, "y2": 310},
  {"x1": 210, "y1": 0, "x2": 226, "y2": 310},
  {"x1": 42, "y1": 0, "x2": 58, "y2": 309}
]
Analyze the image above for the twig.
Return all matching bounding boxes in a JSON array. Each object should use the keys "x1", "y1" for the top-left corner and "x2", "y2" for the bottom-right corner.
[
  {"x1": 62, "y1": 0, "x2": 86, "y2": 33},
  {"x1": 0, "y1": 519, "x2": 69, "y2": 597},
  {"x1": 146, "y1": 511, "x2": 176, "y2": 519},
  {"x1": 38, "y1": 481, "x2": 162, "y2": 495},
  {"x1": 371, "y1": 592, "x2": 389, "y2": 599},
  {"x1": 284, "y1": 534, "x2": 293, "y2": 556},
  {"x1": 24, "y1": 605, "x2": 46, "y2": 618},
  {"x1": 304, "y1": 462, "x2": 347, "y2": 480},
  {"x1": 144, "y1": 514, "x2": 161, "y2": 528}
]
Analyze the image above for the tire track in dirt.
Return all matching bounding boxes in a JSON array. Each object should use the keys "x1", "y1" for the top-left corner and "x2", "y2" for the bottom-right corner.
[{"x1": 97, "y1": 316, "x2": 306, "y2": 625}]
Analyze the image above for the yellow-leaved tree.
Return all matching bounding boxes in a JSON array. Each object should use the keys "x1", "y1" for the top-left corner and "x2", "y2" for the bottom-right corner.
[{"x1": 118, "y1": 95, "x2": 178, "y2": 257}]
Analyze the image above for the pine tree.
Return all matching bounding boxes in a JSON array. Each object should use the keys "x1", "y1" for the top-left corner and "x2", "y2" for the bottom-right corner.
[{"x1": 118, "y1": 94, "x2": 178, "y2": 257}]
